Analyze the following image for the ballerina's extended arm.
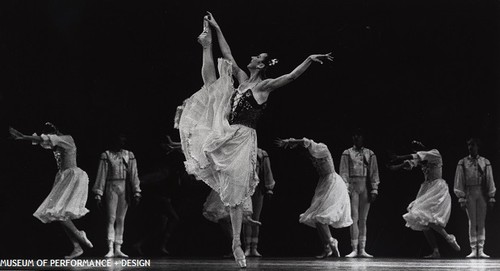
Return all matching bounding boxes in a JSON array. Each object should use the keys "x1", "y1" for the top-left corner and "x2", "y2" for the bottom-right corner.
[
  {"x1": 9, "y1": 127, "x2": 44, "y2": 144},
  {"x1": 205, "y1": 12, "x2": 249, "y2": 84},
  {"x1": 259, "y1": 53, "x2": 334, "y2": 93}
]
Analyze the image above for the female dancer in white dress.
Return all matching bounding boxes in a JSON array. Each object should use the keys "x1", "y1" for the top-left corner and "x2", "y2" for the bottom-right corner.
[
  {"x1": 389, "y1": 141, "x2": 461, "y2": 258},
  {"x1": 178, "y1": 12, "x2": 333, "y2": 267},
  {"x1": 9, "y1": 124, "x2": 93, "y2": 259},
  {"x1": 276, "y1": 138, "x2": 352, "y2": 258}
]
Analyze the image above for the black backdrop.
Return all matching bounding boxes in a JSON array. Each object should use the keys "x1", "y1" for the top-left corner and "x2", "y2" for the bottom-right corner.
[{"x1": 0, "y1": 0, "x2": 499, "y2": 258}]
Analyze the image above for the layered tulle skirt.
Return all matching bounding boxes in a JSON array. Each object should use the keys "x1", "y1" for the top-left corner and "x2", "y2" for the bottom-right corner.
[
  {"x1": 34, "y1": 167, "x2": 89, "y2": 223},
  {"x1": 179, "y1": 59, "x2": 258, "y2": 207},
  {"x1": 403, "y1": 178, "x2": 451, "y2": 231},
  {"x1": 299, "y1": 172, "x2": 353, "y2": 228}
]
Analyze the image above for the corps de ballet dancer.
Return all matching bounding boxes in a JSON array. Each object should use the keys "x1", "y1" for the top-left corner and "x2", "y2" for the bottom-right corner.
[
  {"x1": 244, "y1": 148, "x2": 276, "y2": 257},
  {"x1": 9, "y1": 123, "x2": 93, "y2": 259},
  {"x1": 454, "y1": 138, "x2": 496, "y2": 258},
  {"x1": 178, "y1": 11, "x2": 332, "y2": 268},
  {"x1": 389, "y1": 140, "x2": 461, "y2": 258},
  {"x1": 276, "y1": 137, "x2": 352, "y2": 258},
  {"x1": 93, "y1": 133, "x2": 142, "y2": 258},
  {"x1": 339, "y1": 129, "x2": 380, "y2": 258}
]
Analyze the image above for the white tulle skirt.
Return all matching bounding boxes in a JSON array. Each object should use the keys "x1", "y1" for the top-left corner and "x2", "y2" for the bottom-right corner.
[
  {"x1": 179, "y1": 59, "x2": 258, "y2": 207},
  {"x1": 403, "y1": 178, "x2": 451, "y2": 231},
  {"x1": 34, "y1": 167, "x2": 89, "y2": 223},
  {"x1": 299, "y1": 172, "x2": 353, "y2": 228}
]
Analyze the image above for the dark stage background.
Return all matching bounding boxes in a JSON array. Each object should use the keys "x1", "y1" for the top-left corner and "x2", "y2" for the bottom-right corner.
[{"x1": 0, "y1": 0, "x2": 499, "y2": 259}]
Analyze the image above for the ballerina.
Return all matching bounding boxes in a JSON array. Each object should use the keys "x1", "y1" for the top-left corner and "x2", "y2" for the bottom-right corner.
[
  {"x1": 9, "y1": 124, "x2": 93, "y2": 259},
  {"x1": 178, "y1": 12, "x2": 333, "y2": 268},
  {"x1": 276, "y1": 137, "x2": 352, "y2": 258},
  {"x1": 389, "y1": 140, "x2": 461, "y2": 258}
]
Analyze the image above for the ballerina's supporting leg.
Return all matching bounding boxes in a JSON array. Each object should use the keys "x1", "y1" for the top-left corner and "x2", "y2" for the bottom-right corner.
[
  {"x1": 229, "y1": 204, "x2": 246, "y2": 268},
  {"x1": 423, "y1": 229, "x2": 440, "y2": 258},
  {"x1": 62, "y1": 225, "x2": 83, "y2": 259},
  {"x1": 60, "y1": 220, "x2": 93, "y2": 248},
  {"x1": 315, "y1": 223, "x2": 339, "y2": 258}
]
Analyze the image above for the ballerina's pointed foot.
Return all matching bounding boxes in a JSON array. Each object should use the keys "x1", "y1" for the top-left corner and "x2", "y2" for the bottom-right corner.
[
  {"x1": 65, "y1": 247, "x2": 83, "y2": 259},
  {"x1": 233, "y1": 246, "x2": 246, "y2": 268},
  {"x1": 329, "y1": 238, "x2": 340, "y2": 257},
  {"x1": 446, "y1": 234, "x2": 461, "y2": 251},
  {"x1": 80, "y1": 231, "x2": 93, "y2": 248}
]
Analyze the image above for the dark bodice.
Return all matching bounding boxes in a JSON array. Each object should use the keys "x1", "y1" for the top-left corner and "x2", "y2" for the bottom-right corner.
[{"x1": 228, "y1": 89, "x2": 267, "y2": 129}]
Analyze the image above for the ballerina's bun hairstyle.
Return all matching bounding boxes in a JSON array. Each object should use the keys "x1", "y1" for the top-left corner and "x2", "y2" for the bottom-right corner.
[
  {"x1": 260, "y1": 54, "x2": 279, "y2": 79},
  {"x1": 411, "y1": 140, "x2": 427, "y2": 152},
  {"x1": 42, "y1": 122, "x2": 60, "y2": 135}
]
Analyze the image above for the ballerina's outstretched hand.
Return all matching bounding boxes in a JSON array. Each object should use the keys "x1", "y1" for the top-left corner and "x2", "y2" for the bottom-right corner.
[{"x1": 309, "y1": 52, "x2": 334, "y2": 64}]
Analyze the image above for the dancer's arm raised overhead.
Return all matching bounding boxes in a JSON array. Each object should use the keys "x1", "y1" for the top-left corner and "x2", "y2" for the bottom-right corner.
[{"x1": 205, "y1": 12, "x2": 248, "y2": 84}]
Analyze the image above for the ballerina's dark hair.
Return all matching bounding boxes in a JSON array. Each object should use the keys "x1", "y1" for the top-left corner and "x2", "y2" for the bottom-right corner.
[
  {"x1": 260, "y1": 54, "x2": 279, "y2": 79},
  {"x1": 42, "y1": 122, "x2": 60, "y2": 135}
]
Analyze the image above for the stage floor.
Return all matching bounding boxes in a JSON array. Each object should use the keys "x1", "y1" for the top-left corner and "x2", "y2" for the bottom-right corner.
[
  {"x1": 5, "y1": 257, "x2": 499, "y2": 270},
  {"x1": 152, "y1": 258, "x2": 500, "y2": 271}
]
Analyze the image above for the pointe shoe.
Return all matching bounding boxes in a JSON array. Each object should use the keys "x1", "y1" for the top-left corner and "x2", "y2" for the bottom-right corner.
[
  {"x1": 424, "y1": 251, "x2": 441, "y2": 259},
  {"x1": 79, "y1": 231, "x2": 93, "y2": 248},
  {"x1": 65, "y1": 247, "x2": 83, "y2": 259},
  {"x1": 445, "y1": 234, "x2": 461, "y2": 251},
  {"x1": 315, "y1": 246, "x2": 332, "y2": 259},
  {"x1": 328, "y1": 238, "x2": 340, "y2": 257},
  {"x1": 232, "y1": 238, "x2": 246, "y2": 268},
  {"x1": 233, "y1": 246, "x2": 247, "y2": 268},
  {"x1": 197, "y1": 19, "x2": 212, "y2": 48},
  {"x1": 345, "y1": 250, "x2": 358, "y2": 258},
  {"x1": 359, "y1": 249, "x2": 373, "y2": 258}
]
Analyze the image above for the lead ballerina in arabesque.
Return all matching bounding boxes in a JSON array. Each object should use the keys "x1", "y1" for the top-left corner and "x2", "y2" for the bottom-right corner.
[{"x1": 178, "y1": 11, "x2": 333, "y2": 268}]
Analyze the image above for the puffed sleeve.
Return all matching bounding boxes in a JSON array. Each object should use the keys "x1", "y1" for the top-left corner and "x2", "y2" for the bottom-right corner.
[
  {"x1": 128, "y1": 151, "x2": 142, "y2": 195},
  {"x1": 414, "y1": 149, "x2": 441, "y2": 164},
  {"x1": 93, "y1": 152, "x2": 109, "y2": 196},
  {"x1": 485, "y1": 159, "x2": 496, "y2": 198},
  {"x1": 304, "y1": 138, "x2": 330, "y2": 159},
  {"x1": 38, "y1": 134, "x2": 75, "y2": 150},
  {"x1": 453, "y1": 159, "x2": 466, "y2": 201},
  {"x1": 369, "y1": 151, "x2": 380, "y2": 193},
  {"x1": 339, "y1": 150, "x2": 350, "y2": 185}
]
